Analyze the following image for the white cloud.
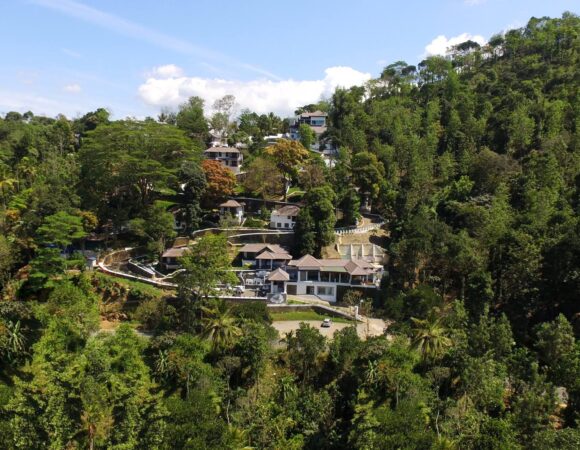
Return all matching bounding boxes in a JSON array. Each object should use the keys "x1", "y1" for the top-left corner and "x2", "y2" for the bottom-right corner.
[
  {"x1": 63, "y1": 83, "x2": 82, "y2": 93},
  {"x1": 464, "y1": 0, "x2": 486, "y2": 5},
  {"x1": 423, "y1": 33, "x2": 486, "y2": 57},
  {"x1": 138, "y1": 66, "x2": 371, "y2": 116},
  {"x1": 149, "y1": 64, "x2": 184, "y2": 78}
]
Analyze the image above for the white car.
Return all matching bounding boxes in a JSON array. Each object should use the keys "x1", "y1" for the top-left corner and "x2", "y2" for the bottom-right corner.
[{"x1": 321, "y1": 318, "x2": 332, "y2": 328}]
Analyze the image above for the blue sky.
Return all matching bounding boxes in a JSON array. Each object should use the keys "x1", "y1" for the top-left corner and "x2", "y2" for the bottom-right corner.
[{"x1": 0, "y1": 0, "x2": 576, "y2": 118}]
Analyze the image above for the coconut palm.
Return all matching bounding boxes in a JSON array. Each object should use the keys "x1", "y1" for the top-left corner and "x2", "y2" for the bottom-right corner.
[
  {"x1": 411, "y1": 316, "x2": 452, "y2": 362},
  {"x1": 201, "y1": 306, "x2": 242, "y2": 352}
]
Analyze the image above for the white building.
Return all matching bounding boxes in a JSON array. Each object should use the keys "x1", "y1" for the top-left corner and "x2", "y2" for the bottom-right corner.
[
  {"x1": 266, "y1": 254, "x2": 383, "y2": 302},
  {"x1": 219, "y1": 200, "x2": 244, "y2": 224},
  {"x1": 204, "y1": 146, "x2": 243, "y2": 174},
  {"x1": 270, "y1": 205, "x2": 300, "y2": 229}
]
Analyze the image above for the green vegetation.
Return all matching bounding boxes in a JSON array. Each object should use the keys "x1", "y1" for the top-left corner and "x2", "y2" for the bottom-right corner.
[
  {"x1": 270, "y1": 310, "x2": 351, "y2": 323},
  {"x1": 0, "y1": 14, "x2": 579, "y2": 449}
]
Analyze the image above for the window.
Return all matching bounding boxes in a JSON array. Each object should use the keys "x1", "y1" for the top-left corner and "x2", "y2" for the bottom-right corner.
[
  {"x1": 284, "y1": 223, "x2": 289, "y2": 228},
  {"x1": 277, "y1": 223, "x2": 282, "y2": 228},
  {"x1": 317, "y1": 286, "x2": 334, "y2": 296},
  {"x1": 287, "y1": 216, "x2": 292, "y2": 219}
]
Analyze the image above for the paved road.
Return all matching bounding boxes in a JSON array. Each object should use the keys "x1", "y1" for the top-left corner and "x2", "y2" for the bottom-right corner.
[{"x1": 272, "y1": 319, "x2": 385, "y2": 340}]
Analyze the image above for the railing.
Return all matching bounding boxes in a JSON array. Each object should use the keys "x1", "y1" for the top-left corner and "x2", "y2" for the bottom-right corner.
[{"x1": 334, "y1": 221, "x2": 385, "y2": 236}]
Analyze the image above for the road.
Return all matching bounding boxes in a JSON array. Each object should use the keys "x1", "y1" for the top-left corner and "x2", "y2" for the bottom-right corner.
[{"x1": 272, "y1": 318, "x2": 386, "y2": 340}]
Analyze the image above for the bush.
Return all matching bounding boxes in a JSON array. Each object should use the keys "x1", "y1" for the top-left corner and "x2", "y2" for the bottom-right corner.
[
  {"x1": 133, "y1": 298, "x2": 177, "y2": 332},
  {"x1": 232, "y1": 301, "x2": 272, "y2": 324},
  {"x1": 243, "y1": 217, "x2": 266, "y2": 228}
]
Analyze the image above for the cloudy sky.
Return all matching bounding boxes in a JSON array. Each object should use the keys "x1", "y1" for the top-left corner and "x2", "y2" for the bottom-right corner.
[{"x1": 0, "y1": 0, "x2": 576, "y2": 118}]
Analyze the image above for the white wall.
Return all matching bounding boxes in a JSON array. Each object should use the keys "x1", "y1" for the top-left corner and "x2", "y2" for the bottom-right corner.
[{"x1": 270, "y1": 214, "x2": 296, "y2": 229}]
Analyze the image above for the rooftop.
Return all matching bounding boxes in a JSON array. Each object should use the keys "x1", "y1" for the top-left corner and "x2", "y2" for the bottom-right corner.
[
  {"x1": 288, "y1": 255, "x2": 378, "y2": 275},
  {"x1": 267, "y1": 268, "x2": 290, "y2": 281},
  {"x1": 239, "y1": 243, "x2": 289, "y2": 255},
  {"x1": 255, "y1": 251, "x2": 293, "y2": 260},
  {"x1": 161, "y1": 247, "x2": 189, "y2": 258},
  {"x1": 220, "y1": 199, "x2": 243, "y2": 208},
  {"x1": 272, "y1": 205, "x2": 300, "y2": 216},
  {"x1": 300, "y1": 110, "x2": 327, "y2": 118},
  {"x1": 204, "y1": 146, "x2": 240, "y2": 154}
]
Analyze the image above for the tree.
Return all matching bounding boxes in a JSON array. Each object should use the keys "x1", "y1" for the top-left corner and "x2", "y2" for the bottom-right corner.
[
  {"x1": 201, "y1": 159, "x2": 237, "y2": 207},
  {"x1": 176, "y1": 96, "x2": 208, "y2": 144},
  {"x1": 298, "y1": 123, "x2": 316, "y2": 149},
  {"x1": 264, "y1": 139, "x2": 310, "y2": 200},
  {"x1": 178, "y1": 234, "x2": 238, "y2": 301},
  {"x1": 351, "y1": 151, "x2": 385, "y2": 205},
  {"x1": 210, "y1": 95, "x2": 236, "y2": 144},
  {"x1": 179, "y1": 160, "x2": 207, "y2": 231},
  {"x1": 411, "y1": 315, "x2": 452, "y2": 363},
  {"x1": 79, "y1": 121, "x2": 198, "y2": 223},
  {"x1": 242, "y1": 156, "x2": 285, "y2": 199},
  {"x1": 201, "y1": 306, "x2": 242, "y2": 352},
  {"x1": 285, "y1": 322, "x2": 326, "y2": 384},
  {"x1": 129, "y1": 203, "x2": 177, "y2": 256},
  {"x1": 294, "y1": 184, "x2": 337, "y2": 257},
  {"x1": 36, "y1": 211, "x2": 86, "y2": 248}
]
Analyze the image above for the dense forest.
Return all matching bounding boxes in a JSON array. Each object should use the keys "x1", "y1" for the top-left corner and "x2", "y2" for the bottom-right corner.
[{"x1": 0, "y1": 13, "x2": 579, "y2": 449}]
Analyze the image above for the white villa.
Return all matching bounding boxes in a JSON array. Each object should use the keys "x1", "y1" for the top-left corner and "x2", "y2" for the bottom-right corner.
[
  {"x1": 270, "y1": 205, "x2": 300, "y2": 229},
  {"x1": 266, "y1": 254, "x2": 383, "y2": 302}
]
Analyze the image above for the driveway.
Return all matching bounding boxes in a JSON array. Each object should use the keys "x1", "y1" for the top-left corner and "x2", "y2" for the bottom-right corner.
[{"x1": 272, "y1": 319, "x2": 385, "y2": 340}]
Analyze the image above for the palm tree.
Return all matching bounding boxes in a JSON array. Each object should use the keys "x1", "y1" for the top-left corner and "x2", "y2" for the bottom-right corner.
[
  {"x1": 201, "y1": 307, "x2": 242, "y2": 352},
  {"x1": 411, "y1": 316, "x2": 452, "y2": 362},
  {"x1": 0, "y1": 176, "x2": 17, "y2": 209}
]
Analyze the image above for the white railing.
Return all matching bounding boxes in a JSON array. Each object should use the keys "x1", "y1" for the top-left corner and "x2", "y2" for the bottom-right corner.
[{"x1": 334, "y1": 221, "x2": 385, "y2": 236}]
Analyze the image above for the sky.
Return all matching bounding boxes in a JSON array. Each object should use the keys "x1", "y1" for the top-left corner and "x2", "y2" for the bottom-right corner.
[{"x1": 0, "y1": 0, "x2": 577, "y2": 119}]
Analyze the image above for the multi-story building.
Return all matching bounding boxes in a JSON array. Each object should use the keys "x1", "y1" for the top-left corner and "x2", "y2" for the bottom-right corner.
[
  {"x1": 204, "y1": 146, "x2": 243, "y2": 174},
  {"x1": 266, "y1": 254, "x2": 383, "y2": 302}
]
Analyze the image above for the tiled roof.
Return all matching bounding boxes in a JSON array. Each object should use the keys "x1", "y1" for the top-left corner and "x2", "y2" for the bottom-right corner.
[
  {"x1": 255, "y1": 251, "x2": 292, "y2": 260},
  {"x1": 220, "y1": 199, "x2": 242, "y2": 208},
  {"x1": 288, "y1": 255, "x2": 377, "y2": 275},
  {"x1": 272, "y1": 205, "x2": 300, "y2": 216},
  {"x1": 267, "y1": 268, "x2": 290, "y2": 281},
  {"x1": 239, "y1": 243, "x2": 289, "y2": 254}
]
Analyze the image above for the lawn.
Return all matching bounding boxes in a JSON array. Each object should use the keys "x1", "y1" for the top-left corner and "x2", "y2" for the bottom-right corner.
[{"x1": 270, "y1": 310, "x2": 351, "y2": 323}]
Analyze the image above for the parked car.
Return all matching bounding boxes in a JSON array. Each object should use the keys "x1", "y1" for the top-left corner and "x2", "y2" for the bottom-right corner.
[{"x1": 321, "y1": 318, "x2": 332, "y2": 328}]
